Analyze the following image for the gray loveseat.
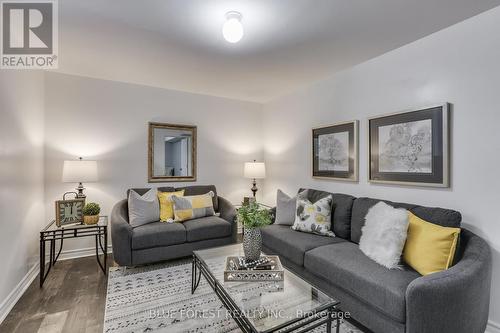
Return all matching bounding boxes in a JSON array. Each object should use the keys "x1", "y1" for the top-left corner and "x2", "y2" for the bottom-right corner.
[
  {"x1": 262, "y1": 188, "x2": 491, "y2": 333},
  {"x1": 111, "y1": 185, "x2": 237, "y2": 266}
]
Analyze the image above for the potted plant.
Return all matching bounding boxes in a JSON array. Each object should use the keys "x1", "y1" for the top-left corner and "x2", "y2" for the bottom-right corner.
[
  {"x1": 237, "y1": 202, "x2": 272, "y2": 261},
  {"x1": 83, "y1": 202, "x2": 101, "y2": 225}
]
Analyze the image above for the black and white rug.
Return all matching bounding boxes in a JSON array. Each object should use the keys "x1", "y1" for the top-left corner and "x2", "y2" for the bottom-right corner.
[{"x1": 104, "y1": 260, "x2": 363, "y2": 333}]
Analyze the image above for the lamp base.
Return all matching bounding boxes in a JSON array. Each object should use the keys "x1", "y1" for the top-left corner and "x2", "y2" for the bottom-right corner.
[
  {"x1": 251, "y1": 179, "x2": 258, "y2": 198},
  {"x1": 76, "y1": 182, "x2": 86, "y2": 200}
]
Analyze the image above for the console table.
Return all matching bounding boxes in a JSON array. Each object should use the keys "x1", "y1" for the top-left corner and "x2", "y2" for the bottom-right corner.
[{"x1": 39, "y1": 216, "x2": 108, "y2": 287}]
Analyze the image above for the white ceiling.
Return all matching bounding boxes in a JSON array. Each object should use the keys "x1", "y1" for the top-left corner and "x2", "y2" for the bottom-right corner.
[{"x1": 56, "y1": 0, "x2": 500, "y2": 102}]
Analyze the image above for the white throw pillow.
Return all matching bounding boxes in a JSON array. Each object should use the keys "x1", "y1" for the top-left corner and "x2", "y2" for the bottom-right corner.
[
  {"x1": 359, "y1": 202, "x2": 409, "y2": 269},
  {"x1": 128, "y1": 189, "x2": 160, "y2": 227}
]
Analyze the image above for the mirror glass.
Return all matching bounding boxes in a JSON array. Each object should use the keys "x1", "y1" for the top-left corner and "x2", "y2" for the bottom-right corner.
[{"x1": 149, "y1": 123, "x2": 196, "y2": 182}]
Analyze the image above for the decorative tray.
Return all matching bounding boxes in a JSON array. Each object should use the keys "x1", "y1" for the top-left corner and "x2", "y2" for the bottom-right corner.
[{"x1": 223, "y1": 255, "x2": 284, "y2": 282}]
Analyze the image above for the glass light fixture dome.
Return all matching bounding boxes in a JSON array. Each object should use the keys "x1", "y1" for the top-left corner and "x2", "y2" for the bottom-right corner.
[{"x1": 222, "y1": 11, "x2": 244, "y2": 43}]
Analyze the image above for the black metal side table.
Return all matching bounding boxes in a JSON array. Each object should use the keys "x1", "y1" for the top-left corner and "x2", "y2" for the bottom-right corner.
[{"x1": 39, "y1": 216, "x2": 108, "y2": 287}]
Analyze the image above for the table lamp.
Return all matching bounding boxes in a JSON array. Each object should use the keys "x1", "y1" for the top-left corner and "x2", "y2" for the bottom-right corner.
[
  {"x1": 244, "y1": 160, "x2": 266, "y2": 197},
  {"x1": 62, "y1": 157, "x2": 98, "y2": 199}
]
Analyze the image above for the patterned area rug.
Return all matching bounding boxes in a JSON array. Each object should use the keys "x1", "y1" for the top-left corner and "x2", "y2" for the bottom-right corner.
[{"x1": 104, "y1": 260, "x2": 363, "y2": 333}]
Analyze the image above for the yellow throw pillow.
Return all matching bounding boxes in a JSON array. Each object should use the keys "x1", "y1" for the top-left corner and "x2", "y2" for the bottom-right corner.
[
  {"x1": 403, "y1": 212, "x2": 461, "y2": 276},
  {"x1": 171, "y1": 191, "x2": 215, "y2": 222},
  {"x1": 158, "y1": 190, "x2": 185, "y2": 222}
]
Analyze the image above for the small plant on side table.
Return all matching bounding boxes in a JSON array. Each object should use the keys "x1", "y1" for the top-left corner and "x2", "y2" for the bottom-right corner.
[
  {"x1": 83, "y1": 202, "x2": 101, "y2": 225},
  {"x1": 237, "y1": 202, "x2": 272, "y2": 261}
]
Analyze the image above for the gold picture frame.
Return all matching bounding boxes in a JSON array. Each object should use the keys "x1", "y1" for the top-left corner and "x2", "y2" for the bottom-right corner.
[{"x1": 148, "y1": 122, "x2": 197, "y2": 182}]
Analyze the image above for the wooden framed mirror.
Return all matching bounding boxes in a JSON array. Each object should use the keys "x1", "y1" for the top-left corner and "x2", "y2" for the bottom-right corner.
[{"x1": 148, "y1": 122, "x2": 197, "y2": 182}]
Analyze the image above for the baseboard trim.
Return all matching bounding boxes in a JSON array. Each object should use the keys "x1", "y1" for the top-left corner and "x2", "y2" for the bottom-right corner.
[
  {"x1": 0, "y1": 246, "x2": 113, "y2": 325},
  {"x1": 56, "y1": 245, "x2": 113, "y2": 261},
  {"x1": 487, "y1": 320, "x2": 500, "y2": 333},
  {"x1": 0, "y1": 262, "x2": 39, "y2": 325}
]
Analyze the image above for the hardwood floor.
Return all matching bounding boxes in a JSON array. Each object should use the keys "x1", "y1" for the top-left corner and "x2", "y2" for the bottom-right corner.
[
  {"x1": 0, "y1": 255, "x2": 113, "y2": 333},
  {"x1": 1, "y1": 237, "x2": 244, "y2": 333}
]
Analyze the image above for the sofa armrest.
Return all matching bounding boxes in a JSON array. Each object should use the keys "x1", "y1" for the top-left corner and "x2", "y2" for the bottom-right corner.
[
  {"x1": 405, "y1": 229, "x2": 492, "y2": 333},
  {"x1": 110, "y1": 199, "x2": 133, "y2": 266},
  {"x1": 218, "y1": 196, "x2": 238, "y2": 243}
]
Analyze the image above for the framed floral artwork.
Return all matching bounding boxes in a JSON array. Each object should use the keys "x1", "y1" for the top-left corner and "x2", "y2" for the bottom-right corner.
[
  {"x1": 312, "y1": 120, "x2": 358, "y2": 181},
  {"x1": 368, "y1": 103, "x2": 450, "y2": 187}
]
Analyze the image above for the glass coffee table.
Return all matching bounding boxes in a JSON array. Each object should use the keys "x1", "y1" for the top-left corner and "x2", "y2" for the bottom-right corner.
[{"x1": 192, "y1": 244, "x2": 340, "y2": 333}]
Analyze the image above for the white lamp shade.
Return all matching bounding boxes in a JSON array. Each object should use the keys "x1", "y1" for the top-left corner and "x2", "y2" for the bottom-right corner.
[
  {"x1": 62, "y1": 160, "x2": 98, "y2": 183},
  {"x1": 244, "y1": 162, "x2": 266, "y2": 179}
]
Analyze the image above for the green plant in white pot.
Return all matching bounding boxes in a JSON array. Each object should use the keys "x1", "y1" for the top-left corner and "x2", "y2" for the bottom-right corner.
[{"x1": 237, "y1": 202, "x2": 272, "y2": 261}]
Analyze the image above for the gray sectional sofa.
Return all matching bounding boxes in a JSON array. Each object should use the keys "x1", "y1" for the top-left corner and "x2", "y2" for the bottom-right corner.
[
  {"x1": 262, "y1": 188, "x2": 492, "y2": 333},
  {"x1": 111, "y1": 185, "x2": 237, "y2": 266}
]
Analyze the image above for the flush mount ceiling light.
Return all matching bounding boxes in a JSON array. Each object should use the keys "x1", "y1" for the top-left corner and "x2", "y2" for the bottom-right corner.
[{"x1": 222, "y1": 11, "x2": 244, "y2": 43}]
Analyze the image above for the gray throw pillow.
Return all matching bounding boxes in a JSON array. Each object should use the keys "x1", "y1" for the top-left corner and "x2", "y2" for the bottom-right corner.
[
  {"x1": 128, "y1": 189, "x2": 160, "y2": 227},
  {"x1": 275, "y1": 190, "x2": 296, "y2": 225}
]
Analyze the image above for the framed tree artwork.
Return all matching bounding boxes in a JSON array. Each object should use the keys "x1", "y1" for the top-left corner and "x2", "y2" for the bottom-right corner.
[
  {"x1": 368, "y1": 103, "x2": 450, "y2": 187},
  {"x1": 312, "y1": 120, "x2": 358, "y2": 181}
]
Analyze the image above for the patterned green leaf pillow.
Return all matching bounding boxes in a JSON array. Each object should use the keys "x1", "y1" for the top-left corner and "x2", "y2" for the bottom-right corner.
[{"x1": 292, "y1": 190, "x2": 335, "y2": 237}]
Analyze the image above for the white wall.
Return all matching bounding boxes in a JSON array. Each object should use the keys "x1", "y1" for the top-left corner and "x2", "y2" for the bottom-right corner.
[
  {"x1": 262, "y1": 6, "x2": 500, "y2": 328},
  {"x1": 44, "y1": 72, "x2": 263, "y2": 252},
  {"x1": 0, "y1": 71, "x2": 45, "y2": 320}
]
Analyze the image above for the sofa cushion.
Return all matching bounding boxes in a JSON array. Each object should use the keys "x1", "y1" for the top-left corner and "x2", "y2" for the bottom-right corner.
[
  {"x1": 261, "y1": 224, "x2": 345, "y2": 266},
  {"x1": 175, "y1": 185, "x2": 218, "y2": 211},
  {"x1": 351, "y1": 197, "x2": 461, "y2": 244},
  {"x1": 304, "y1": 242, "x2": 421, "y2": 323},
  {"x1": 299, "y1": 188, "x2": 355, "y2": 240},
  {"x1": 132, "y1": 221, "x2": 186, "y2": 250},
  {"x1": 127, "y1": 187, "x2": 175, "y2": 197},
  {"x1": 183, "y1": 216, "x2": 231, "y2": 242},
  {"x1": 410, "y1": 205, "x2": 462, "y2": 228}
]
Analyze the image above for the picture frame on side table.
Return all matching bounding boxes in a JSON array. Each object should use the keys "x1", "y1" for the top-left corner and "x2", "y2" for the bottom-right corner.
[
  {"x1": 312, "y1": 120, "x2": 358, "y2": 181},
  {"x1": 368, "y1": 103, "x2": 450, "y2": 187}
]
